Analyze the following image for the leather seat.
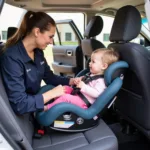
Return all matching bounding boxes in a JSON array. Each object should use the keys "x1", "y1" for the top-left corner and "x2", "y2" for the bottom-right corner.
[
  {"x1": 108, "y1": 5, "x2": 150, "y2": 139},
  {"x1": 82, "y1": 16, "x2": 105, "y2": 59}
]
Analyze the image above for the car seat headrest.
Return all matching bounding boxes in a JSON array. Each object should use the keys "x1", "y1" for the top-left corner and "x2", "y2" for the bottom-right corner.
[
  {"x1": 7, "y1": 27, "x2": 18, "y2": 39},
  {"x1": 110, "y1": 5, "x2": 141, "y2": 42},
  {"x1": 84, "y1": 16, "x2": 103, "y2": 38},
  {"x1": 104, "y1": 61, "x2": 129, "y2": 87}
]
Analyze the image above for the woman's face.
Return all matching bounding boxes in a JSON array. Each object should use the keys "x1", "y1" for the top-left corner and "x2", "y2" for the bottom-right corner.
[{"x1": 35, "y1": 25, "x2": 56, "y2": 50}]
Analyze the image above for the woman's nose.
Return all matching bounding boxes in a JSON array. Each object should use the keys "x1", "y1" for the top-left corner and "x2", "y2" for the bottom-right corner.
[{"x1": 49, "y1": 38, "x2": 54, "y2": 44}]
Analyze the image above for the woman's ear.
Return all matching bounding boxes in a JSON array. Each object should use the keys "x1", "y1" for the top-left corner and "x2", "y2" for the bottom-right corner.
[
  {"x1": 102, "y1": 63, "x2": 108, "y2": 70},
  {"x1": 33, "y1": 27, "x2": 40, "y2": 37}
]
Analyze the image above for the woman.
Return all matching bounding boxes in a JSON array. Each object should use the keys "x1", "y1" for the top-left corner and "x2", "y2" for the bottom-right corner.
[{"x1": 0, "y1": 11, "x2": 76, "y2": 115}]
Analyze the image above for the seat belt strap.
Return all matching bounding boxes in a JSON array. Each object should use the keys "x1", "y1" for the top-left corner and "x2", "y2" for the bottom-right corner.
[
  {"x1": 72, "y1": 73, "x2": 104, "y2": 107},
  {"x1": 77, "y1": 92, "x2": 91, "y2": 107}
]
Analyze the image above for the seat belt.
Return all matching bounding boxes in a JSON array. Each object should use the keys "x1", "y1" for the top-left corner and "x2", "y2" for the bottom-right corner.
[{"x1": 72, "y1": 73, "x2": 104, "y2": 107}]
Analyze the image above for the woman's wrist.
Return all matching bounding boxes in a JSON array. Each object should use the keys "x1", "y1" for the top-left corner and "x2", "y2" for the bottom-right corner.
[
  {"x1": 42, "y1": 90, "x2": 54, "y2": 104},
  {"x1": 69, "y1": 78, "x2": 74, "y2": 85}
]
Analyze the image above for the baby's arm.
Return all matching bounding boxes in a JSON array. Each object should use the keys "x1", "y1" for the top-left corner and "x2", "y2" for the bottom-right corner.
[
  {"x1": 73, "y1": 76, "x2": 84, "y2": 85},
  {"x1": 80, "y1": 80, "x2": 106, "y2": 98}
]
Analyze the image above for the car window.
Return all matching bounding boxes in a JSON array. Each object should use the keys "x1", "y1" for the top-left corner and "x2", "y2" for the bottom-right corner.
[
  {"x1": 54, "y1": 23, "x2": 79, "y2": 46},
  {"x1": 48, "y1": 13, "x2": 84, "y2": 46},
  {"x1": 131, "y1": 17, "x2": 150, "y2": 45},
  {"x1": 0, "y1": 3, "x2": 26, "y2": 42}
]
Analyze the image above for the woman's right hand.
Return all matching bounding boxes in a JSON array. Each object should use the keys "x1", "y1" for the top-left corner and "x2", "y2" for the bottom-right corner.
[
  {"x1": 42, "y1": 84, "x2": 65, "y2": 104},
  {"x1": 51, "y1": 85, "x2": 65, "y2": 98}
]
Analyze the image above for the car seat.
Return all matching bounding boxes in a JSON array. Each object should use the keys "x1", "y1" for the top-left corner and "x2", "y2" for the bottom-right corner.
[{"x1": 36, "y1": 61, "x2": 128, "y2": 132}]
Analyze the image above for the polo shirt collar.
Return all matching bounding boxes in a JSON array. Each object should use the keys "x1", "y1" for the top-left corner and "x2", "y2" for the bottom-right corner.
[{"x1": 18, "y1": 40, "x2": 32, "y2": 63}]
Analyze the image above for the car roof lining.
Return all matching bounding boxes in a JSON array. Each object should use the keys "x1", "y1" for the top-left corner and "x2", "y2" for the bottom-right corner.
[{"x1": 6, "y1": 0, "x2": 145, "y2": 15}]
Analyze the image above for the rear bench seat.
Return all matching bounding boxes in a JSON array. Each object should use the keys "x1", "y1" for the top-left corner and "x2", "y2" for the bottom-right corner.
[{"x1": 0, "y1": 45, "x2": 118, "y2": 150}]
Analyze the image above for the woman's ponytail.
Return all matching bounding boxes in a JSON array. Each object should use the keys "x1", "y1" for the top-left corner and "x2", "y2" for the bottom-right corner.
[{"x1": 4, "y1": 11, "x2": 34, "y2": 50}]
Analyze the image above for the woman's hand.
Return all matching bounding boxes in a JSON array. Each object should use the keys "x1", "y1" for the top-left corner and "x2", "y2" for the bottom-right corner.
[
  {"x1": 51, "y1": 85, "x2": 65, "y2": 97},
  {"x1": 69, "y1": 76, "x2": 83, "y2": 85},
  {"x1": 42, "y1": 85, "x2": 65, "y2": 104}
]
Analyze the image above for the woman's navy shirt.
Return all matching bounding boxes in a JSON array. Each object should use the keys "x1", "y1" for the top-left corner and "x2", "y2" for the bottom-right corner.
[{"x1": 0, "y1": 41, "x2": 69, "y2": 114}]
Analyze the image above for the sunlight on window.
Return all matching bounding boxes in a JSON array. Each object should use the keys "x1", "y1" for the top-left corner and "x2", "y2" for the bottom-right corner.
[
  {"x1": 0, "y1": 3, "x2": 26, "y2": 41},
  {"x1": 48, "y1": 13, "x2": 84, "y2": 36}
]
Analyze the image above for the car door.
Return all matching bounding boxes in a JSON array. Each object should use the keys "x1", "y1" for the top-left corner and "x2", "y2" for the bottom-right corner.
[{"x1": 52, "y1": 19, "x2": 83, "y2": 77}]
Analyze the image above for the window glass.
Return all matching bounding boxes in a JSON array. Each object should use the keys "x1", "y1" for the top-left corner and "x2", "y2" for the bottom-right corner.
[
  {"x1": 131, "y1": 17, "x2": 149, "y2": 45},
  {"x1": 103, "y1": 33, "x2": 110, "y2": 41},
  {"x1": 54, "y1": 30, "x2": 60, "y2": 46},
  {"x1": 142, "y1": 18, "x2": 149, "y2": 31},
  {"x1": 54, "y1": 23, "x2": 78, "y2": 46},
  {"x1": 2, "y1": 31, "x2": 7, "y2": 40},
  {"x1": 48, "y1": 13, "x2": 84, "y2": 36},
  {"x1": 48, "y1": 13, "x2": 84, "y2": 46},
  {"x1": 0, "y1": 3, "x2": 26, "y2": 42},
  {"x1": 65, "y1": 32, "x2": 72, "y2": 41}
]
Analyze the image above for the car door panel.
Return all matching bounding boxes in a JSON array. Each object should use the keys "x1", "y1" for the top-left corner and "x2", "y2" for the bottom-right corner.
[
  {"x1": 52, "y1": 45, "x2": 79, "y2": 76},
  {"x1": 52, "y1": 20, "x2": 83, "y2": 77}
]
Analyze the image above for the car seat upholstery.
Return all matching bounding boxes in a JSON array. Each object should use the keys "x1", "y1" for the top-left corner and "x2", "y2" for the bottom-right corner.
[
  {"x1": 0, "y1": 53, "x2": 118, "y2": 149},
  {"x1": 82, "y1": 16, "x2": 105, "y2": 58},
  {"x1": 108, "y1": 5, "x2": 150, "y2": 139}
]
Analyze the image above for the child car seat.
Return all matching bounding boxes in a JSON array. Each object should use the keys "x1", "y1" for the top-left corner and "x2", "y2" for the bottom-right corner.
[{"x1": 36, "y1": 61, "x2": 128, "y2": 132}]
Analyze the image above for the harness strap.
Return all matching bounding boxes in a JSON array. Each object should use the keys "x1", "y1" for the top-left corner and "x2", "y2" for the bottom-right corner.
[
  {"x1": 83, "y1": 73, "x2": 104, "y2": 84},
  {"x1": 77, "y1": 92, "x2": 91, "y2": 107},
  {"x1": 72, "y1": 73, "x2": 104, "y2": 108}
]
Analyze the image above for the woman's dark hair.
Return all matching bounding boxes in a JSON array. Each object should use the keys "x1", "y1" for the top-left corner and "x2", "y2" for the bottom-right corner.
[{"x1": 4, "y1": 11, "x2": 56, "y2": 49}]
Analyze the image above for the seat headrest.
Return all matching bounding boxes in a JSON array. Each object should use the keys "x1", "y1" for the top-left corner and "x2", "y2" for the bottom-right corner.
[
  {"x1": 7, "y1": 27, "x2": 18, "y2": 39},
  {"x1": 104, "y1": 61, "x2": 129, "y2": 87},
  {"x1": 84, "y1": 16, "x2": 103, "y2": 38},
  {"x1": 110, "y1": 5, "x2": 141, "y2": 42}
]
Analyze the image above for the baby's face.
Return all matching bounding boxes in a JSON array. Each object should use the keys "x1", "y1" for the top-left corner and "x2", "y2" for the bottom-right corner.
[{"x1": 89, "y1": 52, "x2": 106, "y2": 75}]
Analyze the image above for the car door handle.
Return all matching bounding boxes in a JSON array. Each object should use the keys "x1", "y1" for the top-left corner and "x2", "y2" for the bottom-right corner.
[{"x1": 66, "y1": 50, "x2": 73, "y2": 56}]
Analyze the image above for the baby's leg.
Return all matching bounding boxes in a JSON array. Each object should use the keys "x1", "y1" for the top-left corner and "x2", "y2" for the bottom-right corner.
[
  {"x1": 64, "y1": 86, "x2": 73, "y2": 94},
  {"x1": 47, "y1": 94, "x2": 87, "y2": 109}
]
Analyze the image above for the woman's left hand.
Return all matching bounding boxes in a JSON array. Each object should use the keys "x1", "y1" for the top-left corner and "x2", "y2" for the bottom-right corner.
[{"x1": 69, "y1": 77, "x2": 83, "y2": 85}]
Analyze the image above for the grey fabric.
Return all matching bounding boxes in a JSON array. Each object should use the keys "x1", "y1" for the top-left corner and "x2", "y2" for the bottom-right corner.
[
  {"x1": 33, "y1": 120, "x2": 118, "y2": 150},
  {"x1": 81, "y1": 39, "x2": 93, "y2": 56},
  {"x1": 0, "y1": 72, "x2": 34, "y2": 150}
]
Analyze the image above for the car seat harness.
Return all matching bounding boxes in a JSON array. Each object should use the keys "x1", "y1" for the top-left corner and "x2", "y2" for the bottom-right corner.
[{"x1": 71, "y1": 73, "x2": 104, "y2": 107}]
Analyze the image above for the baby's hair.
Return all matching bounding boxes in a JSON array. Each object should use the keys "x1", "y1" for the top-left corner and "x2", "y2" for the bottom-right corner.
[{"x1": 92, "y1": 48, "x2": 120, "y2": 66}]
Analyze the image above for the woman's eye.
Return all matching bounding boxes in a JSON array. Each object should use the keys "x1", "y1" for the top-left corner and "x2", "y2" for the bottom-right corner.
[{"x1": 49, "y1": 35, "x2": 54, "y2": 39}]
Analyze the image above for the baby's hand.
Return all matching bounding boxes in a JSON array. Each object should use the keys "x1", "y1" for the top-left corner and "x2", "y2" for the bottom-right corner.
[
  {"x1": 76, "y1": 81, "x2": 85, "y2": 88},
  {"x1": 74, "y1": 76, "x2": 84, "y2": 85}
]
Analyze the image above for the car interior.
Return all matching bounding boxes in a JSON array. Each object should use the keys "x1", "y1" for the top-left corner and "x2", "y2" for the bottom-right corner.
[{"x1": 0, "y1": 0, "x2": 150, "y2": 150}]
